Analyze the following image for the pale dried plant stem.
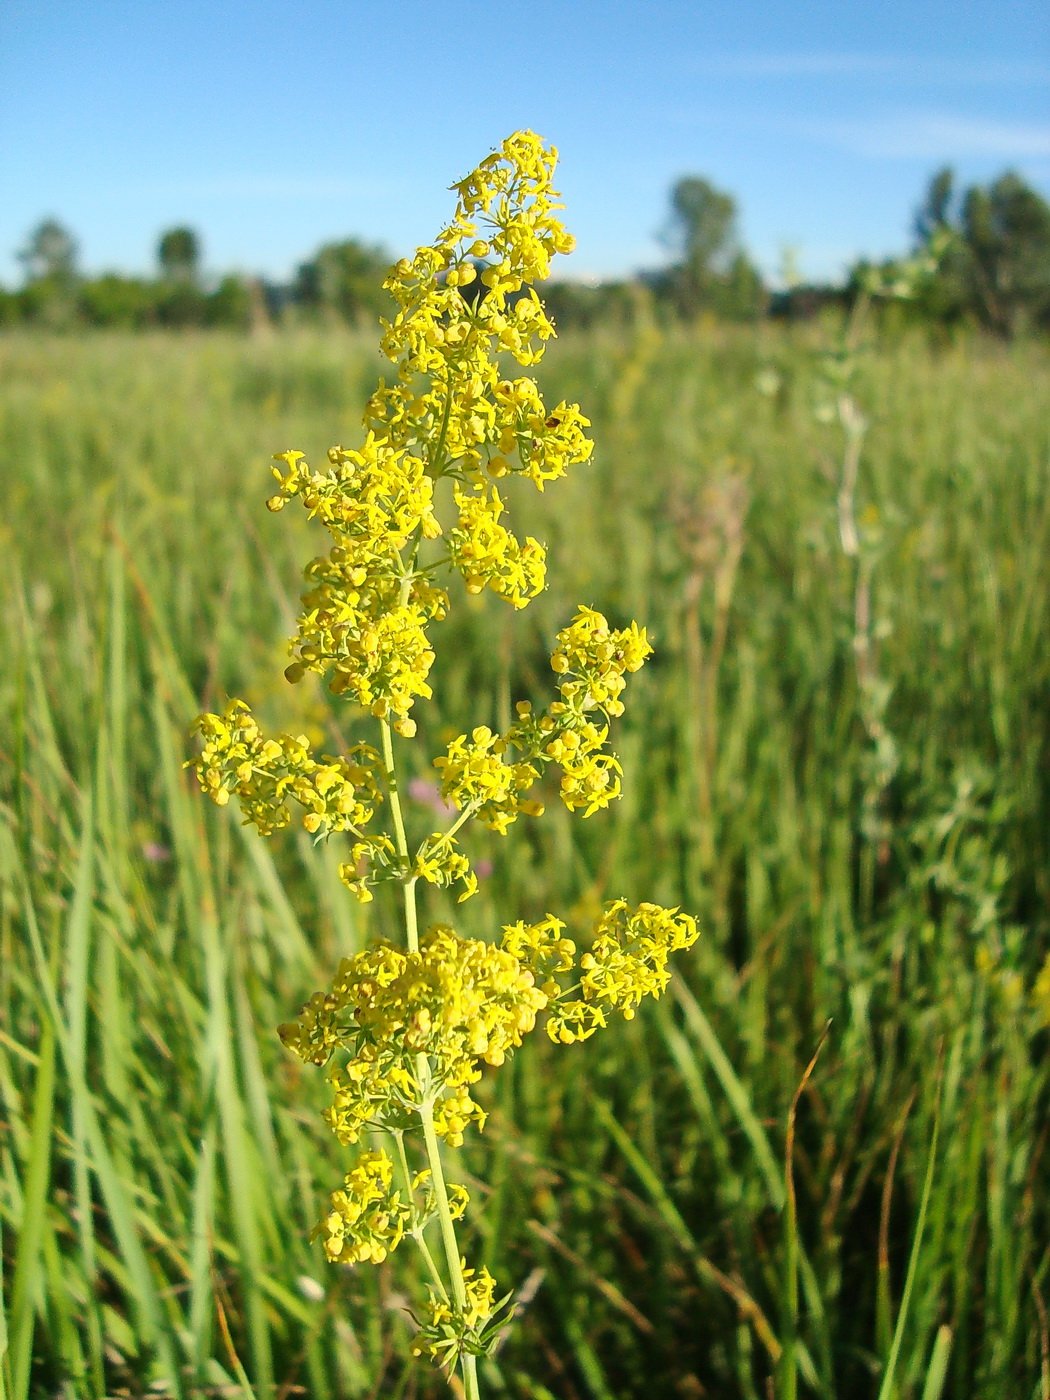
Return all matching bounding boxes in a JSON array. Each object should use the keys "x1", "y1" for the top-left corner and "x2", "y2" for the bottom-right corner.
[
  {"x1": 681, "y1": 478, "x2": 747, "y2": 877},
  {"x1": 682, "y1": 583, "x2": 712, "y2": 871},
  {"x1": 835, "y1": 391, "x2": 891, "y2": 760}
]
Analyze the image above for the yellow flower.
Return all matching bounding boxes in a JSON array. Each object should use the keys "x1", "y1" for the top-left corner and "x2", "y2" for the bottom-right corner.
[
  {"x1": 413, "y1": 1263, "x2": 502, "y2": 1369},
  {"x1": 280, "y1": 925, "x2": 549, "y2": 1147},
  {"x1": 447, "y1": 486, "x2": 547, "y2": 608},
  {"x1": 313, "y1": 1150, "x2": 409, "y2": 1264},
  {"x1": 546, "y1": 900, "x2": 700, "y2": 1042},
  {"x1": 433, "y1": 725, "x2": 541, "y2": 834},
  {"x1": 413, "y1": 832, "x2": 479, "y2": 902},
  {"x1": 191, "y1": 699, "x2": 382, "y2": 838}
]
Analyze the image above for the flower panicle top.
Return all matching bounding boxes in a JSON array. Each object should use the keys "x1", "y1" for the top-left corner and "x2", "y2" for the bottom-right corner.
[{"x1": 233, "y1": 132, "x2": 597, "y2": 736}]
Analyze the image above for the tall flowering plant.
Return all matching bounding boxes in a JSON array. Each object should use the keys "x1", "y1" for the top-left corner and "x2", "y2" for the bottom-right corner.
[{"x1": 191, "y1": 131, "x2": 697, "y2": 1397}]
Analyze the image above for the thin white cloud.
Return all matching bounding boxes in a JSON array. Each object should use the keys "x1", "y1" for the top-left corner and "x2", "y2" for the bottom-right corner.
[
  {"x1": 658, "y1": 101, "x2": 1050, "y2": 165},
  {"x1": 696, "y1": 52, "x2": 1050, "y2": 86},
  {"x1": 806, "y1": 112, "x2": 1050, "y2": 159}
]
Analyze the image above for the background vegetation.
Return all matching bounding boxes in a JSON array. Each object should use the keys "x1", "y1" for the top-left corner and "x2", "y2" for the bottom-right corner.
[
  {"x1": 4, "y1": 165, "x2": 1050, "y2": 337},
  {"x1": 1, "y1": 315, "x2": 1048, "y2": 1400}
]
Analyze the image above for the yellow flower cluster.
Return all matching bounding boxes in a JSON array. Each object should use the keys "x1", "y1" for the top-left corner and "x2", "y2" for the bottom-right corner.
[
  {"x1": 550, "y1": 606, "x2": 653, "y2": 717},
  {"x1": 489, "y1": 379, "x2": 594, "y2": 492},
  {"x1": 413, "y1": 832, "x2": 478, "y2": 901},
  {"x1": 192, "y1": 699, "x2": 381, "y2": 838},
  {"x1": 501, "y1": 914, "x2": 576, "y2": 995},
  {"x1": 315, "y1": 1157, "x2": 470, "y2": 1268},
  {"x1": 266, "y1": 439, "x2": 440, "y2": 545},
  {"x1": 530, "y1": 607, "x2": 653, "y2": 815},
  {"x1": 267, "y1": 441, "x2": 446, "y2": 731},
  {"x1": 413, "y1": 1265, "x2": 501, "y2": 1370},
  {"x1": 366, "y1": 130, "x2": 592, "y2": 609},
  {"x1": 433, "y1": 725, "x2": 543, "y2": 835},
  {"x1": 279, "y1": 927, "x2": 548, "y2": 1147},
  {"x1": 433, "y1": 609, "x2": 653, "y2": 840},
  {"x1": 281, "y1": 902, "x2": 697, "y2": 1157},
  {"x1": 314, "y1": 1149, "x2": 408, "y2": 1264},
  {"x1": 336, "y1": 832, "x2": 399, "y2": 903},
  {"x1": 446, "y1": 485, "x2": 546, "y2": 608},
  {"x1": 546, "y1": 901, "x2": 699, "y2": 1044},
  {"x1": 375, "y1": 131, "x2": 573, "y2": 401},
  {"x1": 542, "y1": 717, "x2": 623, "y2": 816}
]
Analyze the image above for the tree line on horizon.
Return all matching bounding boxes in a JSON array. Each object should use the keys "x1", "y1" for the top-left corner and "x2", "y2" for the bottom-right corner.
[{"x1": 3, "y1": 166, "x2": 1049, "y2": 338}]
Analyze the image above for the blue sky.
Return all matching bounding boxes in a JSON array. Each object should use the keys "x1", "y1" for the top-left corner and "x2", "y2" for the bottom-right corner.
[{"x1": 2, "y1": 0, "x2": 1048, "y2": 288}]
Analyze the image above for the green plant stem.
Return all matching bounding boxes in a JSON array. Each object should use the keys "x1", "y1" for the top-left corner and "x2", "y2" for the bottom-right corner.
[
  {"x1": 415, "y1": 1227, "x2": 450, "y2": 1302},
  {"x1": 380, "y1": 714, "x2": 410, "y2": 859},
  {"x1": 380, "y1": 715, "x2": 420, "y2": 954},
  {"x1": 393, "y1": 1131, "x2": 449, "y2": 1298},
  {"x1": 429, "y1": 374, "x2": 456, "y2": 477},
  {"x1": 381, "y1": 712, "x2": 481, "y2": 1400},
  {"x1": 419, "y1": 1092, "x2": 481, "y2": 1400},
  {"x1": 438, "y1": 798, "x2": 483, "y2": 849}
]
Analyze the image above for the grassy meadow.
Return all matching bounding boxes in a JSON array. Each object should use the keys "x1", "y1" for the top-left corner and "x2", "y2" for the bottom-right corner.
[{"x1": 1, "y1": 321, "x2": 1048, "y2": 1399}]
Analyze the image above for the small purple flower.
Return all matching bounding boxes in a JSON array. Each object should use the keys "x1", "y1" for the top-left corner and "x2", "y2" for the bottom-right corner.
[{"x1": 408, "y1": 777, "x2": 456, "y2": 820}]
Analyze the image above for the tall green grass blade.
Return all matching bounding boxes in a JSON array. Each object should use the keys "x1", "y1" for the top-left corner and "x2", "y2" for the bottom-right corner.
[
  {"x1": 562, "y1": 1313, "x2": 617, "y2": 1400},
  {"x1": 0, "y1": 1215, "x2": 8, "y2": 1400},
  {"x1": 778, "y1": 1027, "x2": 830, "y2": 1400},
  {"x1": 5, "y1": 1014, "x2": 56, "y2": 1400},
  {"x1": 189, "y1": 1114, "x2": 218, "y2": 1387},
  {"x1": 63, "y1": 793, "x2": 106, "y2": 1395},
  {"x1": 876, "y1": 1080, "x2": 942, "y2": 1400},
  {"x1": 920, "y1": 1326, "x2": 953, "y2": 1400},
  {"x1": 671, "y1": 981, "x2": 783, "y2": 1205},
  {"x1": 20, "y1": 880, "x2": 186, "y2": 1397}
]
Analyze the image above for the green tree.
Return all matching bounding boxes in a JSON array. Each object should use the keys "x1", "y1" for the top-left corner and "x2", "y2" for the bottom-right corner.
[
  {"x1": 914, "y1": 166, "x2": 956, "y2": 245},
  {"x1": 16, "y1": 218, "x2": 80, "y2": 326},
  {"x1": 712, "y1": 251, "x2": 767, "y2": 320},
  {"x1": 78, "y1": 274, "x2": 159, "y2": 328},
  {"x1": 205, "y1": 275, "x2": 252, "y2": 329},
  {"x1": 910, "y1": 168, "x2": 971, "y2": 324},
  {"x1": 18, "y1": 218, "x2": 78, "y2": 283},
  {"x1": 962, "y1": 173, "x2": 1050, "y2": 335},
  {"x1": 157, "y1": 226, "x2": 202, "y2": 285},
  {"x1": 294, "y1": 238, "x2": 392, "y2": 324},
  {"x1": 911, "y1": 168, "x2": 1050, "y2": 335},
  {"x1": 154, "y1": 227, "x2": 206, "y2": 326},
  {"x1": 660, "y1": 176, "x2": 764, "y2": 318},
  {"x1": 155, "y1": 280, "x2": 207, "y2": 328}
]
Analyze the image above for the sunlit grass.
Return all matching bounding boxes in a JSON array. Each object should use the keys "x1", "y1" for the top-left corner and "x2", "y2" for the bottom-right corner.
[{"x1": 1, "y1": 323, "x2": 1048, "y2": 1398}]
